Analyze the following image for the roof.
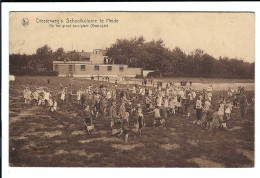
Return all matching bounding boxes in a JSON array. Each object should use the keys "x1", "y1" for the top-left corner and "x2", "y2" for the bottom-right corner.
[
  {"x1": 78, "y1": 52, "x2": 91, "y2": 58},
  {"x1": 53, "y1": 61, "x2": 128, "y2": 66}
]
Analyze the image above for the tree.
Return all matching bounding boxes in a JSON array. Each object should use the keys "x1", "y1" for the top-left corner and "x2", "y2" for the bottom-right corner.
[
  {"x1": 53, "y1": 48, "x2": 66, "y2": 61},
  {"x1": 36, "y1": 45, "x2": 53, "y2": 70}
]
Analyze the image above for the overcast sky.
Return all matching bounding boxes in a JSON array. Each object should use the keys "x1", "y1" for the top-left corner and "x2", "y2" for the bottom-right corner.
[{"x1": 10, "y1": 12, "x2": 254, "y2": 63}]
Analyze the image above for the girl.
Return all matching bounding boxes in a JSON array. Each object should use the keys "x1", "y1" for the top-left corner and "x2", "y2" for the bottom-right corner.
[
  {"x1": 77, "y1": 89, "x2": 81, "y2": 106},
  {"x1": 227, "y1": 87, "x2": 233, "y2": 98},
  {"x1": 110, "y1": 102, "x2": 119, "y2": 130},
  {"x1": 169, "y1": 98, "x2": 175, "y2": 114},
  {"x1": 51, "y1": 99, "x2": 57, "y2": 112},
  {"x1": 218, "y1": 101, "x2": 228, "y2": 130},
  {"x1": 38, "y1": 95, "x2": 43, "y2": 106},
  {"x1": 33, "y1": 90, "x2": 39, "y2": 105},
  {"x1": 43, "y1": 90, "x2": 50, "y2": 106},
  {"x1": 225, "y1": 100, "x2": 232, "y2": 120},
  {"x1": 119, "y1": 102, "x2": 126, "y2": 121},
  {"x1": 204, "y1": 99, "x2": 212, "y2": 111},
  {"x1": 185, "y1": 97, "x2": 193, "y2": 119},
  {"x1": 23, "y1": 88, "x2": 28, "y2": 104},
  {"x1": 218, "y1": 101, "x2": 225, "y2": 121},
  {"x1": 60, "y1": 90, "x2": 66, "y2": 105},
  {"x1": 49, "y1": 97, "x2": 54, "y2": 111},
  {"x1": 163, "y1": 97, "x2": 169, "y2": 111}
]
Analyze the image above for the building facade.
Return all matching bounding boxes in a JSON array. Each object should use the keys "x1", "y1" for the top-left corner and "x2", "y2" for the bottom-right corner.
[{"x1": 53, "y1": 49, "x2": 142, "y2": 77}]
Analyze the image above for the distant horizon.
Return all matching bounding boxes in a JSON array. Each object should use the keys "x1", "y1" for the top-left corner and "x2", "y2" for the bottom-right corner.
[{"x1": 9, "y1": 42, "x2": 254, "y2": 64}]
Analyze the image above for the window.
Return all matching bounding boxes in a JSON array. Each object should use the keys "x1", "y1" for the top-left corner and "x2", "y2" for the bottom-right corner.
[
  {"x1": 107, "y1": 66, "x2": 112, "y2": 71},
  {"x1": 69, "y1": 65, "x2": 73, "y2": 71},
  {"x1": 55, "y1": 64, "x2": 58, "y2": 71},
  {"x1": 94, "y1": 65, "x2": 99, "y2": 70},
  {"x1": 81, "y1": 65, "x2": 86, "y2": 71},
  {"x1": 119, "y1": 66, "x2": 124, "y2": 71}
]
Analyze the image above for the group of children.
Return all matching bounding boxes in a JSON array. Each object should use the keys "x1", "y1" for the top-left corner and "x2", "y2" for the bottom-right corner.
[
  {"x1": 22, "y1": 79, "x2": 248, "y2": 142},
  {"x1": 23, "y1": 87, "x2": 58, "y2": 112}
]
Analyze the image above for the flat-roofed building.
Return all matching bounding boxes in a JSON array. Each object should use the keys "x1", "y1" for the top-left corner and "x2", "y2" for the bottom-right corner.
[{"x1": 53, "y1": 49, "x2": 142, "y2": 77}]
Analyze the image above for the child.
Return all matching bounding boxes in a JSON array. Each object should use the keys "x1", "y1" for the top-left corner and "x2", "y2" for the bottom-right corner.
[
  {"x1": 60, "y1": 90, "x2": 66, "y2": 105},
  {"x1": 163, "y1": 97, "x2": 169, "y2": 111},
  {"x1": 233, "y1": 95, "x2": 239, "y2": 108},
  {"x1": 225, "y1": 100, "x2": 232, "y2": 120},
  {"x1": 169, "y1": 98, "x2": 176, "y2": 114},
  {"x1": 132, "y1": 108, "x2": 144, "y2": 139},
  {"x1": 51, "y1": 99, "x2": 57, "y2": 112},
  {"x1": 115, "y1": 80, "x2": 118, "y2": 89},
  {"x1": 119, "y1": 102, "x2": 126, "y2": 122},
  {"x1": 185, "y1": 97, "x2": 193, "y2": 119},
  {"x1": 43, "y1": 90, "x2": 50, "y2": 106},
  {"x1": 205, "y1": 105, "x2": 214, "y2": 131},
  {"x1": 32, "y1": 90, "x2": 39, "y2": 105},
  {"x1": 218, "y1": 101, "x2": 225, "y2": 121},
  {"x1": 23, "y1": 88, "x2": 28, "y2": 104},
  {"x1": 130, "y1": 96, "x2": 138, "y2": 116},
  {"x1": 68, "y1": 90, "x2": 73, "y2": 105},
  {"x1": 145, "y1": 96, "x2": 151, "y2": 112},
  {"x1": 100, "y1": 97, "x2": 107, "y2": 116},
  {"x1": 227, "y1": 87, "x2": 233, "y2": 98},
  {"x1": 195, "y1": 97, "x2": 203, "y2": 122},
  {"x1": 110, "y1": 102, "x2": 118, "y2": 127},
  {"x1": 204, "y1": 99, "x2": 211, "y2": 111},
  {"x1": 94, "y1": 99, "x2": 101, "y2": 118},
  {"x1": 49, "y1": 97, "x2": 54, "y2": 111},
  {"x1": 118, "y1": 112, "x2": 130, "y2": 142},
  {"x1": 149, "y1": 105, "x2": 161, "y2": 127},
  {"x1": 38, "y1": 95, "x2": 43, "y2": 106},
  {"x1": 160, "y1": 104, "x2": 167, "y2": 129},
  {"x1": 77, "y1": 90, "x2": 81, "y2": 106},
  {"x1": 177, "y1": 95, "x2": 183, "y2": 113},
  {"x1": 83, "y1": 106, "x2": 95, "y2": 134}
]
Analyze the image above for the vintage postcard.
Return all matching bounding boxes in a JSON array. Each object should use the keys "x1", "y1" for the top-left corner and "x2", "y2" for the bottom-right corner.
[{"x1": 9, "y1": 12, "x2": 254, "y2": 167}]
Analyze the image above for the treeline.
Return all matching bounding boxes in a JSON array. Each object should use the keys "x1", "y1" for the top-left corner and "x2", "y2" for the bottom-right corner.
[
  {"x1": 107, "y1": 37, "x2": 255, "y2": 79},
  {"x1": 10, "y1": 38, "x2": 254, "y2": 79},
  {"x1": 9, "y1": 45, "x2": 79, "y2": 76}
]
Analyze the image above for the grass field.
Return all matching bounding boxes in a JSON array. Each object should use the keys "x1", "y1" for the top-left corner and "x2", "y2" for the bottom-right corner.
[{"x1": 9, "y1": 76, "x2": 255, "y2": 167}]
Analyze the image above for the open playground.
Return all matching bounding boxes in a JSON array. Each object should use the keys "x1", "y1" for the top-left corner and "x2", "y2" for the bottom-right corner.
[{"x1": 9, "y1": 76, "x2": 255, "y2": 167}]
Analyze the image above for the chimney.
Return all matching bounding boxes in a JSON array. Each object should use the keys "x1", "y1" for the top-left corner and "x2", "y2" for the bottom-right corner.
[
  {"x1": 74, "y1": 50, "x2": 75, "y2": 52},
  {"x1": 82, "y1": 50, "x2": 84, "y2": 52}
]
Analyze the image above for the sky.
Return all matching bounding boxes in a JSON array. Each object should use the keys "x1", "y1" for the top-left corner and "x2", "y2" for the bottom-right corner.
[{"x1": 9, "y1": 12, "x2": 255, "y2": 63}]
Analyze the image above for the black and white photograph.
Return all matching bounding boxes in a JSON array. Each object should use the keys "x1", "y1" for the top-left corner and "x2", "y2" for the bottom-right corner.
[{"x1": 7, "y1": 11, "x2": 255, "y2": 168}]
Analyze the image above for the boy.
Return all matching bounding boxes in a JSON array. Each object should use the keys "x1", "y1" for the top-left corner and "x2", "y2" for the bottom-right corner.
[{"x1": 83, "y1": 106, "x2": 95, "y2": 134}]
